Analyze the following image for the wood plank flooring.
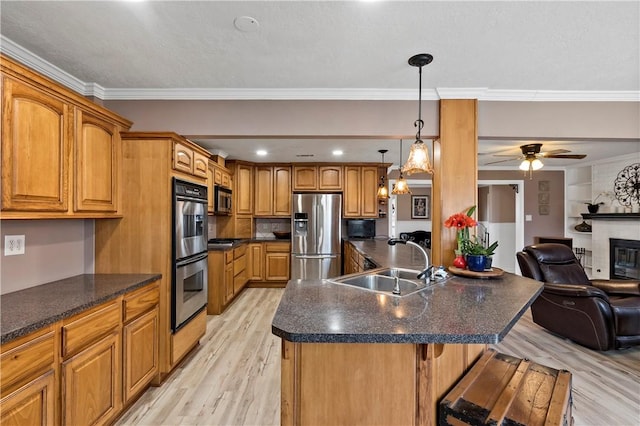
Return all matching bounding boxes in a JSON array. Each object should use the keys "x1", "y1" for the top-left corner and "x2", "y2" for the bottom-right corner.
[{"x1": 116, "y1": 288, "x2": 640, "y2": 426}]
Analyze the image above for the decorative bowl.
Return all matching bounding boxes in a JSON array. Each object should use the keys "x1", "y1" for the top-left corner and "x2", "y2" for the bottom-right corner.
[{"x1": 273, "y1": 231, "x2": 291, "y2": 240}]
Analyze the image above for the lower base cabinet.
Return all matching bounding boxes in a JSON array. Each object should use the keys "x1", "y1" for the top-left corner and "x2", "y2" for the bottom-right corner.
[
  {"x1": 61, "y1": 331, "x2": 122, "y2": 426},
  {"x1": 0, "y1": 370, "x2": 56, "y2": 426},
  {"x1": 0, "y1": 280, "x2": 160, "y2": 426},
  {"x1": 123, "y1": 309, "x2": 158, "y2": 402}
]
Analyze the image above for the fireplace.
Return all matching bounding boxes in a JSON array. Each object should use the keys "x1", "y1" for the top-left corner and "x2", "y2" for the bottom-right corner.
[{"x1": 610, "y1": 238, "x2": 640, "y2": 280}]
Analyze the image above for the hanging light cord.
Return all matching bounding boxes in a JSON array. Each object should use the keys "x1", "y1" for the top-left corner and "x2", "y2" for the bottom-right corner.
[{"x1": 414, "y1": 65, "x2": 424, "y2": 143}]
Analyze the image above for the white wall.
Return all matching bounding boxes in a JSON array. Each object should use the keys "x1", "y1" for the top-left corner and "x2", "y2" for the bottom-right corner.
[{"x1": 0, "y1": 220, "x2": 94, "y2": 294}]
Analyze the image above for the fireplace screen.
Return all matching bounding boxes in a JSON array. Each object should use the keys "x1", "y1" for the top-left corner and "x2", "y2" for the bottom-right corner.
[{"x1": 610, "y1": 238, "x2": 640, "y2": 280}]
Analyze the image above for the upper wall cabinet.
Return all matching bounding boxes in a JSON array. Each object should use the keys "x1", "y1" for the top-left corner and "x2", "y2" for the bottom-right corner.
[
  {"x1": 0, "y1": 54, "x2": 132, "y2": 219},
  {"x1": 254, "y1": 165, "x2": 291, "y2": 217},
  {"x1": 343, "y1": 166, "x2": 378, "y2": 218},
  {"x1": 292, "y1": 165, "x2": 343, "y2": 191},
  {"x1": 173, "y1": 141, "x2": 209, "y2": 179}
]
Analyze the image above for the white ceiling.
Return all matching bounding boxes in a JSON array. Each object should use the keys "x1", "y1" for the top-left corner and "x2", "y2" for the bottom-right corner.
[{"x1": 1, "y1": 1, "x2": 638, "y2": 166}]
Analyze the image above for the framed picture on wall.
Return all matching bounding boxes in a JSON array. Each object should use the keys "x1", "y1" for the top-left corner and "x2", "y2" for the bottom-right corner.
[{"x1": 411, "y1": 195, "x2": 429, "y2": 219}]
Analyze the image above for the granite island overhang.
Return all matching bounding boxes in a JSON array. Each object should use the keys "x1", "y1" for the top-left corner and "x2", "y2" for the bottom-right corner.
[
  {"x1": 271, "y1": 241, "x2": 543, "y2": 426},
  {"x1": 272, "y1": 272, "x2": 543, "y2": 344}
]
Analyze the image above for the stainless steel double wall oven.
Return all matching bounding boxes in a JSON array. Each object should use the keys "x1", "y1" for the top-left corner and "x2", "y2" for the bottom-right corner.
[{"x1": 172, "y1": 178, "x2": 208, "y2": 331}]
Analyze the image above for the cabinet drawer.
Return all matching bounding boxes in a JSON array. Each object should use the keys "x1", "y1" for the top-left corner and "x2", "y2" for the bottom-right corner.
[
  {"x1": 224, "y1": 250, "x2": 234, "y2": 264},
  {"x1": 234, "y1": 255, "x2": 247, "y2": 276},
  {"x1": 123, "y1": 283, "x2": 159, "y2": 323},
  {"x1": 265, "y1": 242, "x2": 290, "y2": 253},
  {"x1": 62, "y1": 300, "x2": 121, "y2": 357},
  {"x1": 234, "y1": 244, "x2": 247, "y2": 258},
  {"x1": 1, "y1": 330, "x2": 55, "y2": 396}
]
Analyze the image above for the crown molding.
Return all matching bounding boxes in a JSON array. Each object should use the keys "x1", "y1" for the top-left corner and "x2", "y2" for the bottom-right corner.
[{"x1": 2, "y1": 36, "x2": 639, "y2": 102}]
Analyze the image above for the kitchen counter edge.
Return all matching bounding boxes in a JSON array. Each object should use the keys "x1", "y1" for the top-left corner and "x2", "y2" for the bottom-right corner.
[{"x1": 1, "y1": 273, "x2": 162, "y2": 344}]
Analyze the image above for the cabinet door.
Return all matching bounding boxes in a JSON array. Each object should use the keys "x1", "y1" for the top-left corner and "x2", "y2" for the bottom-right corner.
[
  {"x1": 61, "y1": 331, "x2": 122, "y2": 426},
  {"x1": 1, "y1": 77, "x2": 71, "y2": 212},
  {"x1": 343, "y1": 166, "x2": 362, "y2": 217},
  {"x1": 235, "y1": 164, "x2": 253, "y2": 214},
  {"x1": 221, "y1": 171, "x2": 231, "y2": 188},
  {"x1": 225, "y1": 262, "x2": 234, "y2": 303},
  {"x1": 254, "y1": 166, "x2": 274, "y2": 216},
  {"x1": 0, "y1": 370, "x2": 55, "y2": 426},
  {"x1": 193, "y1": 152, "x2": 209, "y2": 179},
  {"x1": 123, "y1": 309, "x2": 158, "y2": 403},
  {"x1": 74, "y1": 109, "x2": 120, "y2": 213},
  {"x1": 265, "y1": 252, "x2": 290, "y2": 281},
  {"x1": 173, "y1": 141, "x2": 193, "y2": 174},
  {"x1": 360, "y1": 166, "x2": 379, "y2": 218},
  {"x1": 207, "y1": 165, "x2": 215, "y2": 214},
  {"x1": 293, "y1": 166, "x2": 317, "y2": 191},
  {"x1": 318, "y1": 166, "x2": 342, "y2": 191},
  {"x1": 248, "y1": 243, "x2": 264, "y2": 281},
  {"x1": 273, "y1": 166, "x2": 292, "y2": 216}
]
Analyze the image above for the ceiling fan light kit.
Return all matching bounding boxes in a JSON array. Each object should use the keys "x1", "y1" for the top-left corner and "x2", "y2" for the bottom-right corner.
[{"x1": 402, "y1": 53, "x2": 434, "y2": 176}]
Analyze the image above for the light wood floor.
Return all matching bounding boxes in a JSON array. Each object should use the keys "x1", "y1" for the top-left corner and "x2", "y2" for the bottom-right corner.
[{"x1": 117, "y1": 288, "x2": 640, "y2": 426}]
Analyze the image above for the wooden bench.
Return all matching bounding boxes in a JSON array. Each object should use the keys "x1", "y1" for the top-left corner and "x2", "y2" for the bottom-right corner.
[{"x1": 439, "y1": 349, "x2": 573, "y2": 426}]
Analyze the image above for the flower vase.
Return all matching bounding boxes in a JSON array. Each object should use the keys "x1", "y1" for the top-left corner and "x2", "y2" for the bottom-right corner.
[{"x1": 453, "y1": 254, "x2": 466, "y2": 269}]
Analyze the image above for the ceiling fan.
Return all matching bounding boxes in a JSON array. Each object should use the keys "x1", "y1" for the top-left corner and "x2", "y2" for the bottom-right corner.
[{"x1": 485, "y1": 143, "x2": 587, "y2": 178}]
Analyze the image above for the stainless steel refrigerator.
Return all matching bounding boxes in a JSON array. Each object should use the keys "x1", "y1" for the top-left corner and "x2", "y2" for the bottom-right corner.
[{"x1": 291, "y1": 193, "x2": 342, "y2": 280}]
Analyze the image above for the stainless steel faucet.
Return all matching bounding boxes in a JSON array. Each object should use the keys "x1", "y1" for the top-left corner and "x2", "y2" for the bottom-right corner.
[{"x1": 387, "y1": 238, "x2": 432, "y2": 283}]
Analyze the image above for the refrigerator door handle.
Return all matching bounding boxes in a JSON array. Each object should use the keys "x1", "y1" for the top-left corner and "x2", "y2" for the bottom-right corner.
[{"x1": 293, "y1": 255, "x2": 338, "y2": 260}]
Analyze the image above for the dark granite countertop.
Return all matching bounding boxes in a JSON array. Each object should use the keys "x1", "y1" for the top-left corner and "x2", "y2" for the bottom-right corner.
[
  {"x1": 208, "y1": 237, "x2": 290, "y2": 251},
  {"x1": 1, "y1": 273, "x2": 161, "y2": 344},
  {"x1": 272, "y1": 240, "x2": 542, "y2": 344}
]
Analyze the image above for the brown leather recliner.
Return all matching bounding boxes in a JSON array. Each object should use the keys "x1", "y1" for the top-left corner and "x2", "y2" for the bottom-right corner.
[{"x1": 517, "y1": 243, "x2": 640, "y2": 351}]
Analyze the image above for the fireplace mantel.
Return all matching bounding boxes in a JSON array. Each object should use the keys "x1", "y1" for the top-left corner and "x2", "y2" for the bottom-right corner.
[{"x1": 582, "y1": 213, "x2": 640, "y2": 220}]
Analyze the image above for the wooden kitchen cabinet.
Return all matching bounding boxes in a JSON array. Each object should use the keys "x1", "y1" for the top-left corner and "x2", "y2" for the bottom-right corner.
[
  {"x1": 248, "y1": 241, "x2": 291, "y2": 287},
  {"x1": 318, "y1": 165, "x2": 343, "y2": 190},
  {"x1": 60, "y1": 299, "x2": 122, "y2": 425},
  {"x1": 233, "y1": 244, "x2": 248, "y2": 294},
  {"x1": 173, "y1": 141, "x2": 209, "y2": 179},
  {"x1": 230, "y1": 161, "x2": 254, "y2": 215},
  {"x1": 248, "y1": 243, "x2": 264, "y2": 280},
  {"x1": 292, "y1": 165, "x2": 342, "y2": 191},
  {"x1": 208, "y1": 244, "x2": 250, "y2": 315},
  {"x1": 0, "y1": 327, "x2": 57, "y2": 426},
  {"x1": 1, "y1": 75, "x2": 71, "y2": 213},
  {"x1": 1, "y1": 54, "x2": 131, "y2": 219},
  {"x1": 61, "y1": 331, "x2": 121, "y2": 426},
  {"x1": 74, "y1": 108, "x2": 120, "y2": 213},
  {"x1": 343, "y1": 166, "x2": 378, "y2": 218},
  {"x1": 123, "y1": 284, "x2": 159, "y2": 403},
  {"x1": 254, "y1": 165, "x2": 291, "y2": 217},
  {"x1": 265, "y1": 242, "x2": 290, "y2": 282}
]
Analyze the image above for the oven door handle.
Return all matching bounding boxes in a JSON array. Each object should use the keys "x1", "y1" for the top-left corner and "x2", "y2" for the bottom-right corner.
[{"x1": 176, "y1": 252, "x2": 208, "y2": 267}]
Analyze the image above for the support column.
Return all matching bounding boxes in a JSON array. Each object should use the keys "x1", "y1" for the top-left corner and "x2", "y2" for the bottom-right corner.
[{"x1": 432, "y1": 99, "x2": 478, "y2": 267}]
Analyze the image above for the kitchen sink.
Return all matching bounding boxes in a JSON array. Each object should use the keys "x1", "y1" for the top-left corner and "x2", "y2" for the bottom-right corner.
[{"x1": 328, "y1": 268, "x2": 444, "y2": 297}]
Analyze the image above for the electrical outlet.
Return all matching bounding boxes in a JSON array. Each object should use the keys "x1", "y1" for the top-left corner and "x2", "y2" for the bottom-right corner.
[{"x1": 4, "y1": 235, "x2": 25, "y2": 256}]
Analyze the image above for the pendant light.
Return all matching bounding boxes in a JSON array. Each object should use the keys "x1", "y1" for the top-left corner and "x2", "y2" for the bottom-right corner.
[
  {"x1": 392, "y1": 140, "x2": 411, "y2": 195},
  {"x1": 377, "y1": 149, "x2": 389, "y2": 199},
  {"x1": 402, "y1": 53, "x2": 434, "y2": 175}
]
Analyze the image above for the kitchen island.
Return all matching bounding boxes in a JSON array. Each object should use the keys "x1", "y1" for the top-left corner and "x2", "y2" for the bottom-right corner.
[{"x1": 272, "y1": 241, "x2": 543, "y2": 426}]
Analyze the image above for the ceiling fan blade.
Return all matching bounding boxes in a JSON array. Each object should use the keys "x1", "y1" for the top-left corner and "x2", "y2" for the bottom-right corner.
[
  {"x1": 485, "y1": 158, "x2": 520, "y2": 165},
  {"x1": 492, "y1": 154, "x2": 522, "y2": 158},
  {"x1": 544, "y1": 154, "x2": 587, "y2": 159},
  {"x1": 539, "y1": 149, "x2": 570, "y2": 157}
]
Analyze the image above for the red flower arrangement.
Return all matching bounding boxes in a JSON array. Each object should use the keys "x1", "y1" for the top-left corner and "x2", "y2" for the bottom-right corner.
[{"x1": 444, "y1": 206, "x2": 477, "y2": 255}]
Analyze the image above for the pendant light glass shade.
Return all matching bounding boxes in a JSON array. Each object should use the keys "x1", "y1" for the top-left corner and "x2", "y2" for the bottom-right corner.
[
  {"x1": 519, "y1": 156, "x2": 544, "y2": 179},
  {"x1": 392, "y1": 140, "x2": 411, "y2": 195},
  {"x1": 403, "y1": 140, "x2": 433, "y2": 175},
  {"x1": 402, "y1": 53, "x2": 434, "y2": 175},
  {"x1": 377, "y1": 149, "x2": 389, "y2": 199}
]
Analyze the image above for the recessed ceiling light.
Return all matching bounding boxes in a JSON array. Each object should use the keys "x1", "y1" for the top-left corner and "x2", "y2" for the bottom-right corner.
[
  {"x1": 256, "y1": 150, "x2": 267, "y2": 156},
  {"x1": 332, "y1": 150, "x2": 344, "y2": 156}
]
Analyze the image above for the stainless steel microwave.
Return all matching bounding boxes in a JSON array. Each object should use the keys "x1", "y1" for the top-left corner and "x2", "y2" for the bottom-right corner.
[{"x1": 214, "y1": 186, "x2": 232, "y2": 215}]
